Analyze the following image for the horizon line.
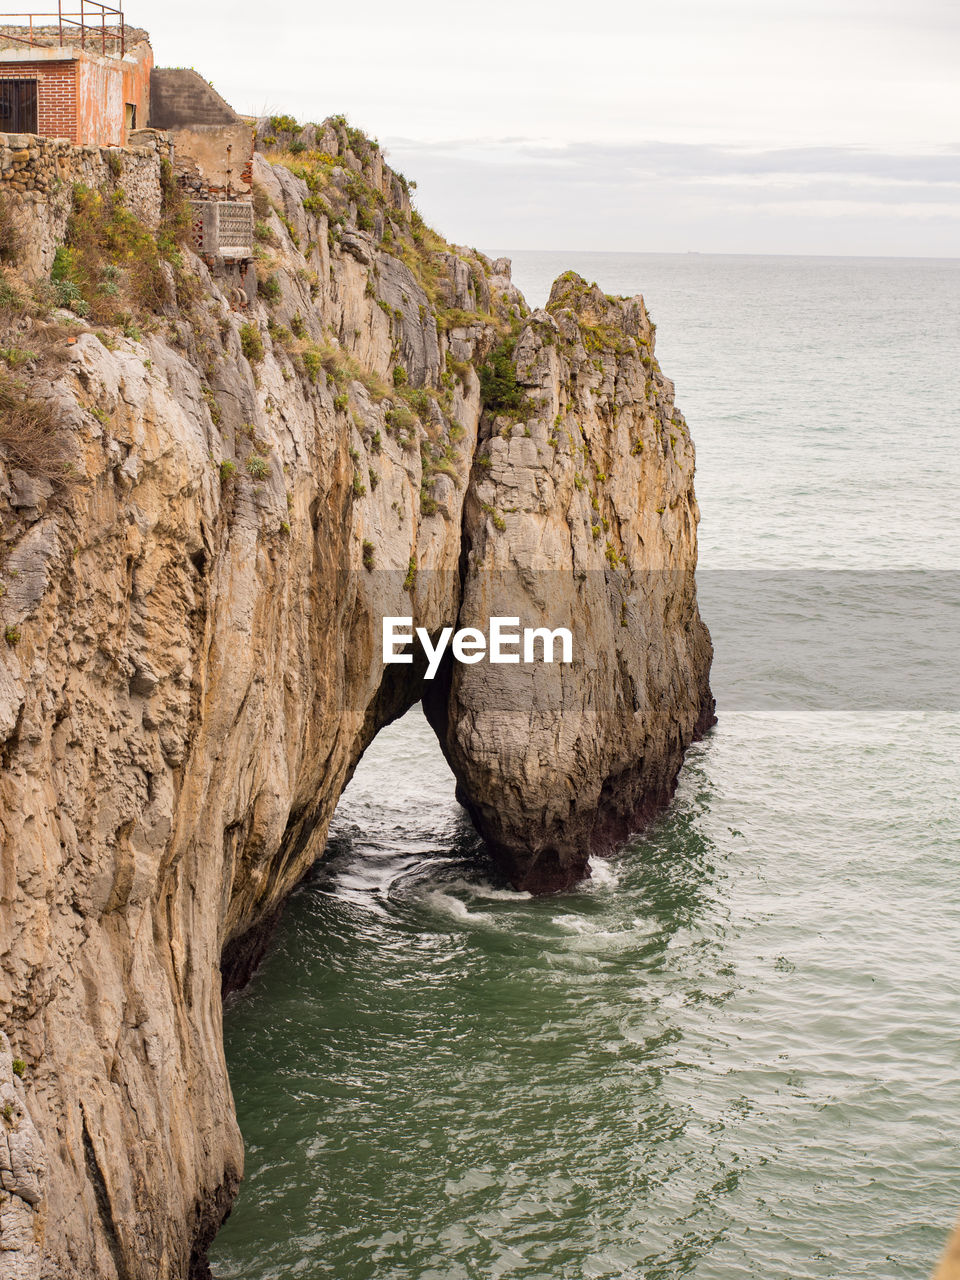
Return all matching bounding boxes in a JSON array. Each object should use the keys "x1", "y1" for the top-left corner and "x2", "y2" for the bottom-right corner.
[{"x1": 496, "y1": 248, "x2": 960, "y2": 262}]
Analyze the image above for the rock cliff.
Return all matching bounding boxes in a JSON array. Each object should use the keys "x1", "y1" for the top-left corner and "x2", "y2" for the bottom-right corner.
[
  {"x1": 424, "y1": 275, "x2": 714, "y2": 891},
  {"x1": 0, "y1": 116, "x2": 711, "y2": 1277}
]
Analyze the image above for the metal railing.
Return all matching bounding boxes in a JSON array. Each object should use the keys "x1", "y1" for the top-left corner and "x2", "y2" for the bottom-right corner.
[{"x1": 0, "y1": 0, "x2": 125, "y2": 55}]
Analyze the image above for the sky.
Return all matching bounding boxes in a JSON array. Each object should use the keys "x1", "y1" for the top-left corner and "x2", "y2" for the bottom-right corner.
[{"x1": 138, "y1": 0, "x2": 959, "y2": 256}]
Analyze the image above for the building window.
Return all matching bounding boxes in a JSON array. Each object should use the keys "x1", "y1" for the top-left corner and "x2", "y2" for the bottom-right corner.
[
  {"x1": 125, "y1": 103, "x2": 136, "y2": 130},
  {"x1": 0, "y1": 78, "x2": 38, "y2": 134}
]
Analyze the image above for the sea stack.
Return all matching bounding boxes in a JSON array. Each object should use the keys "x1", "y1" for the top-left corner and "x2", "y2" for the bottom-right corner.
[{"x1": 425, "y1": 273, "x2": 715, "y2": 891}]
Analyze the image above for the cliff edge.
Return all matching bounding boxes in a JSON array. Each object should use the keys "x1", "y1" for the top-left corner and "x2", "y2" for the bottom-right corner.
[{"x1": 0, "y1": 115, "x2": 712, "y2": 1277}]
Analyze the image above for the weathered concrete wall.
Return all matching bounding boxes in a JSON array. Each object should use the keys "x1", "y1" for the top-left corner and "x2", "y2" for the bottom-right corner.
[
  {"x1": 148, "y1": 69, "x2": 252, "y2": 199},
  {"x1": 121, "y1": 41, "x2": 152, "y2": 135},
  {"x1": 75, "y1": 41, "x2": 151, "y2": 145},
  {"x1": 149, "y1": 68, "x2": 240, "y2": 129},
  {"x1": 169, "y1": 123, "x2": 253, "y2": 199}
]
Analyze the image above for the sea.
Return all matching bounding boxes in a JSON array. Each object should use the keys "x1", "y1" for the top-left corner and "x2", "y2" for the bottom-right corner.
[{"x1": 210, "y1": 253, "x2": 960, "y2": 1280}]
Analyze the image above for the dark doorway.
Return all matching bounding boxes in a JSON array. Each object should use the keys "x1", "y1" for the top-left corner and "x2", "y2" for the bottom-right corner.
[{"x1": 0, "y1": 79, "x2": 38, "y2": 134}]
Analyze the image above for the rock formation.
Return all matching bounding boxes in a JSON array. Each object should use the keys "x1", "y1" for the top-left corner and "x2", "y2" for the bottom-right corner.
[
  {"x1": 0, "y1": 116, "x2": 711, "y2": 1277},
  {"x1": 424, "y1": 275, "x2": 714, "y2": 891}
]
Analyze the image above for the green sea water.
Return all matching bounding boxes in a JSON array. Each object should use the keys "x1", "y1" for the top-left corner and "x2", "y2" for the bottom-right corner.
[{"x1": 211, "y1": 254, "x2": 960, "y2": 1279}]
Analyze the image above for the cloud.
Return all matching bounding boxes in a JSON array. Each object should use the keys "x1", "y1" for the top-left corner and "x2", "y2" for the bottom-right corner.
[
  {"x1": 379, "y1": 136, "x2": 960, "y2": 255},
  {"x1": 388, "y1": 137, "x2": 960, "y2": 188}
]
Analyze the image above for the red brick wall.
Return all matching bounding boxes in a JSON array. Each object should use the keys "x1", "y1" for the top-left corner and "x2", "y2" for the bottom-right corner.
[
  {"x1": 1, "y1": 43, "x2": 150, "y2": 145},
  {"x1": 1, "y1": 60, "x2": 78, "y2": 140}
]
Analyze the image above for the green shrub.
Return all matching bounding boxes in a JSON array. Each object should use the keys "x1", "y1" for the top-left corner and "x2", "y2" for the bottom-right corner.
[
  {"x1": 260, "y1": 273, "x2": 281, "y2": 303},
  {"x1": 333, "y1": 392, "x2": 349, "y2": 412},
  {"x1": 479, "y1": 337, "x2": 526, "y2": 414},
  {"x1": 4, "y1": 626, "x2": 21, "y2": 645},
  {"x1": 219, "y1": 459, "x2": 238, "y2": 482},
  {"x1": 11, "y1": 1058, "x2": 25, "y2": 1078},
  {"x1": 362, "y1": 539, "x2": 375, "y2": 570},
  {"x1": 403, "y1": 556, "x2": 417, "y2": 592},
  {"x1": 49, "y1": 182, "x2": 188, "y2": 325},
  {"x1": 385, "y1": 406, "x2": 416, "y2": 434},
  {"x1": 352, "y1": 472, "x2": 366, "y2": 497},
  {"x1": 301, "y1": 349, "x2": 322, "y2": 382},
  {"x1": 392, "y1": 365, "x2": 408, "y2": 387},
  {"x1": 246, "y1": 455, "x2": 270, "y2": 479},
  {"x1": 202, "y1": 387, "x2": 222, "y2": 425},
  {"x1": 240, "y1": 324, "x2": 264, "y2": 363}
]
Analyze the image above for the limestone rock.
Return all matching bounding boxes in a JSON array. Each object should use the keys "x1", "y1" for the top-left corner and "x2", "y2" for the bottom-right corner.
[
  {"x1": 0, "y1": 125, "x2": 711, "y2": 1279},
  {"x1": 0, "y1": 1033, "x2": 45, "y2": 1279},
  {"x1": 426, "y1": 276, "x2": 714, "y2": 890}
]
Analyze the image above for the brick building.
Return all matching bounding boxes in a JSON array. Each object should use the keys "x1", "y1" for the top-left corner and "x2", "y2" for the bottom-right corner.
[
  {"x1": 0, "y1": 3, "x2": 151, "y2": 146},
  {"x1": 0, "y1": 8, "x2": 256, "y2": 299}
]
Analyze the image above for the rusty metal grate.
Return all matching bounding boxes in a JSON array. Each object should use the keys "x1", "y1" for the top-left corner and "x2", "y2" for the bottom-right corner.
[{"x1": 0, "y1": 0, "x2": 125, "y2": 55}]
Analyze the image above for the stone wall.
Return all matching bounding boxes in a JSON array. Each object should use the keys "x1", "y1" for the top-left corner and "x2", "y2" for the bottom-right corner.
[
  {"x1": 0, "y1": 125, "x2": 170, "y2": 277},
  {"x1": 0, "y1": 26, "x2": 150, "y2": 55}
]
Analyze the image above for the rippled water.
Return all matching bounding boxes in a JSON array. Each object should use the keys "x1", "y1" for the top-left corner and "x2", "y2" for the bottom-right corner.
[{"x1": 212, "y1": 255, "x2": 960, "y2": 1279}]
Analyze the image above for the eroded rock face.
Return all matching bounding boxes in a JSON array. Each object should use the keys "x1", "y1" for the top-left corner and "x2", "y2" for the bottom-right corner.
[
  {"x1": 0, "y1": 1033, "x2": 44, "y2": 1280},
  {"x1": 425, "y1": 276, "x2": 714, "y2": 891},
  {"x1": 0, "y1": 127, "x2": 710, "y2": 1278}
]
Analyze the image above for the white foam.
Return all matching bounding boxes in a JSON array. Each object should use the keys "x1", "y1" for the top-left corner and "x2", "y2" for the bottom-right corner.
[
  {"x1": 424, "y1": 889, "x2": 492, "y2": 924},
  {"x1": 443, "y1": 876, "x2": 532, "y2": 903},
  {"x1": 587, "y1": 855, "x2": 622, "y2": 888}
]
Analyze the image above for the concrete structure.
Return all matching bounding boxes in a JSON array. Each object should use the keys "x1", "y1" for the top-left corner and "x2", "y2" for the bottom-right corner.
[
  {"x1": 0, "y1": 8, "x2": 151, "y2": 145},
  {"x1": 149, "y1": 68, "x2": 253, "y2": 201},
  {"x1": 149, "y1": 66, "x2": 255, "y2": 302}
]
